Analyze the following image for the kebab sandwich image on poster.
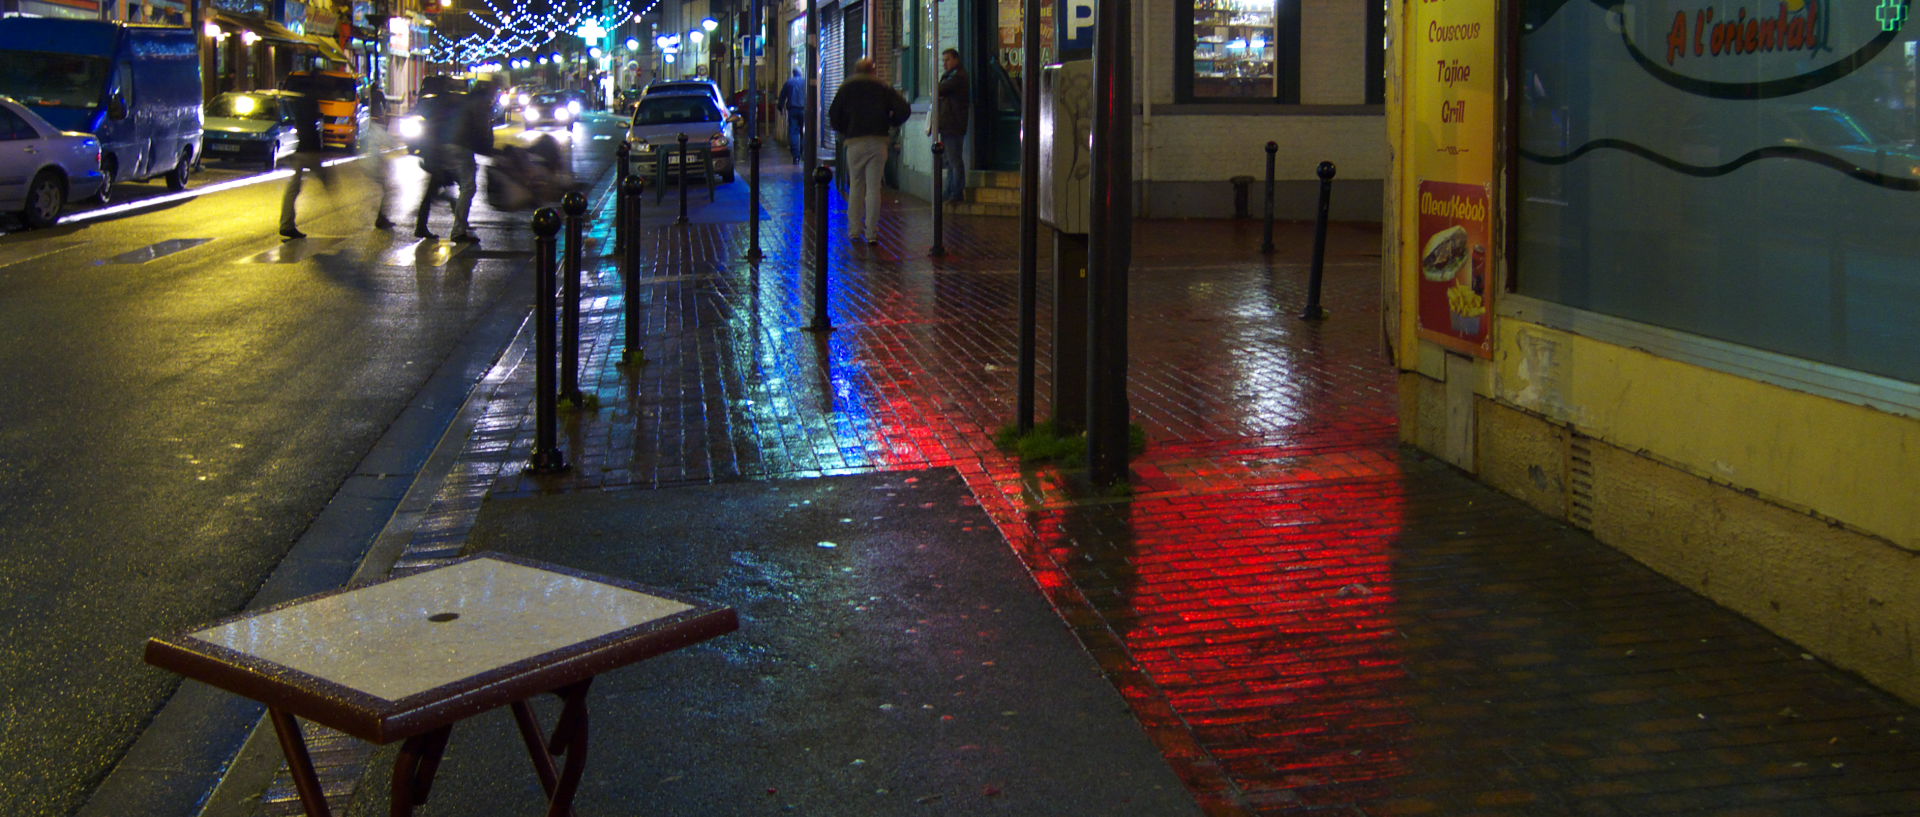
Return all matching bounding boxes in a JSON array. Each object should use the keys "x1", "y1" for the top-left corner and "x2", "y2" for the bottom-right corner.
[{"x1": 1415, "y1": 181, "x2": 1492, "y2": 354}]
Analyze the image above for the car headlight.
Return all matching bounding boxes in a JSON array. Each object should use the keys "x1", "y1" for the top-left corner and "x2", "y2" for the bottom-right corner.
[
  {"x1": 555, "y1": 108, "x2": 573, "y2": 122},
  {"x1": 708, "y1": 131, "x2": 727, "y2": 148},
  {"x1": 397, "y1": 116, "x2": 424, "y2": 140},
  {"x1": 567, "y1": 100, "x2": 582, "y2": 114},
  {"x1": 524, "y1": 107, "x2": 541, "y2": 122},
  {"x1": 519, "y1": 93, "x2": 531, "y2": 104}
]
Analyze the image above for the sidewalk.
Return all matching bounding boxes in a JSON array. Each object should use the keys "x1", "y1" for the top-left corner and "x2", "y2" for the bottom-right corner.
[{"x1": 272, "y1": 159, "x2": 1920, "y2": 816}]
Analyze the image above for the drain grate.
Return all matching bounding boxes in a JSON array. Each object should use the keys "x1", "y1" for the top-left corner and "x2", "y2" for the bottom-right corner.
[{"x1": 1568, "y1": 433, "x2": 1595, "y2": 530}]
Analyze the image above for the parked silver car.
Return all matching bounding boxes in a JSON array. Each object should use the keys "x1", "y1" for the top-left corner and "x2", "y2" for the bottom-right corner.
[
  {"x1": 0, "y1": 95, "x2": 103, "y2": 227},
  {"x1": 201, "y1": 91, "x2": 305, "y2": 171},
  {"x1": 626, "y1": 91, "x2": 735, "y2": 183}
]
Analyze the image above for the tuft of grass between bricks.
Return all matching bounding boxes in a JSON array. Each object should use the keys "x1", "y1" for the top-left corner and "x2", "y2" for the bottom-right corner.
[
  {"x1": 559, "y1": 393, "x2": 602, "y2": 412},
  {"x1": 993, "y1": 421, "x2": 1147, "y2": 468}
]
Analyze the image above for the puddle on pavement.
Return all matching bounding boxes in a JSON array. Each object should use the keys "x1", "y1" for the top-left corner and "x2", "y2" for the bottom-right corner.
[{"x1": 94, "y1": 238, "x2": 214, "y2": 265}]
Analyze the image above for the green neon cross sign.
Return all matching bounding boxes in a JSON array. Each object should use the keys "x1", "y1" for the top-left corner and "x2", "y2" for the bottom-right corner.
[{"x1": 1877, "y1": 0, "x2": 1907, "y2": 32}]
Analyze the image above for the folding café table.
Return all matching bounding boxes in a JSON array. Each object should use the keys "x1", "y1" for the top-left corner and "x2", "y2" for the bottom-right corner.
[{"x1": 146, "y1": 553, "x2": 737, "y2": 817}]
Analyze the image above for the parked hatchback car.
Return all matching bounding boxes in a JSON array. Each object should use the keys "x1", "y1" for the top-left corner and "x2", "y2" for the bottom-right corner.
[
  {"x1": 201, "y1": 91, "x2": 304, "y2": 170},
  {"x1": 626, "y1": 91, "x2": 734, "y2": 182},
  {"x1": 644, "y1": 79, "x2": 727, "y2": 112},
  {"x1": 0, "y1": 95, "x2": 102, "y2": 227}
]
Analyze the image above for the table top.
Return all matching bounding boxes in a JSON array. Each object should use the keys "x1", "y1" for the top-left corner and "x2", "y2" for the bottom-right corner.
[{"x1": 146, "y1": 553, "x2": 736, "y2": 743}]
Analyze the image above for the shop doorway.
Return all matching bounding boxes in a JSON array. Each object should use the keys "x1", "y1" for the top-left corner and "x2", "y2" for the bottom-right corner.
[{"x1": 968, "y1": 0, "x2": 1050, "y2": 171}]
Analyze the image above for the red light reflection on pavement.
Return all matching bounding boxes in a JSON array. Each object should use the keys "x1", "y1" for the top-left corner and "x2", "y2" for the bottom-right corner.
[{"x1": 983, "y1": 450, "x2": 1408, "y2": 813}]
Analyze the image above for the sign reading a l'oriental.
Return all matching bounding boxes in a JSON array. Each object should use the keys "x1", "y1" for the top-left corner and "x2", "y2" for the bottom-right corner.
[{"x1": 1534, "y1": 0, "x2": 1905, "y2": 99}]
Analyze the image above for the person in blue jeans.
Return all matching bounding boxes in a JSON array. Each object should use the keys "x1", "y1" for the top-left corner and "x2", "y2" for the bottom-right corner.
[
  {"x1": 777, "y1": 68, "x2": 807, "y2": 163},
  {"x1": 934, "y1": 49, "x2": 969, "y2": 202}
]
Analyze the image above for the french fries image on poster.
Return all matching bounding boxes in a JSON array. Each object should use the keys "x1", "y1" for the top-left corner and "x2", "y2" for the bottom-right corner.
[{"x1": 1415, "y1": 181, "x2": 1491, "y2": 350}]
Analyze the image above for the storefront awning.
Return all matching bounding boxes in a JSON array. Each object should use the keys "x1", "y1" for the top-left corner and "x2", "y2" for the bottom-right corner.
[
  {"x1": 210, "y1": 11, "x2": 303, "y2": 43},
  {"x1": 302, "y1": 32, "x2": 351, "y2": 63}
]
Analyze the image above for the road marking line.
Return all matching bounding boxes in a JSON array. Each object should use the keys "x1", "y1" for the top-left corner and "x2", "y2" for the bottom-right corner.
[
  {"x1": 247, "y1": 237, "x2": 350, "y2": 264},
  {"x1": 0, "y1": 239, "x2": 83, "y2": 272}
]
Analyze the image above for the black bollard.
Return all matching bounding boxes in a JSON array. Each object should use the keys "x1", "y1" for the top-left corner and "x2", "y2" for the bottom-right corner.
[
  {"x1": 614, "y1": 140, "x2": 630, "y2": 256},
  {"x1": 808, "y1": 165, "x2": 832, "y2": 331},
  {"x1": 560, "y1": 191, "x2": 586, "y2": 405},
  {"x1": 747, "y1": 136, "x2": 763, "y2": 261},
  {"x1": 620, "y1": 174, "x2": 644, "y2": 365},
  {"x1": 1262, "y1": 141, "x2": 1278, "y2": 255},
  {"x1": 528, "y1": 208, "x2": 569, "y2": 474},
  {"x1": 1302, "y1": 161, "x2": 1336, "y2": 321},
  {"x1": 676, "y1": 132, "x2": 690, "y2": 224},
  {"x1": 930, "y1": 141, "x2": 946, "y2": 257}
]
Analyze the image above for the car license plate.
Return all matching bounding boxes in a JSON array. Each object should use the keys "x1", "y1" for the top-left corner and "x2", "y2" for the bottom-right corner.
[{"x1": 208, "y1": 143, "x2": 239, "y2": 153}]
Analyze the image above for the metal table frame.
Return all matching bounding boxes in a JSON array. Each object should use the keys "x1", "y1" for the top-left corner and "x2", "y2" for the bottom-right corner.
[{"x1": 147, "y1": 553, "x2": 736, "y2": 817}]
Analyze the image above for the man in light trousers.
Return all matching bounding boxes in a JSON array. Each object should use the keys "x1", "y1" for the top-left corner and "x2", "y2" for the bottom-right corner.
[{"x1": 827, "y1": 58, "x2": 910, "y2": 244}]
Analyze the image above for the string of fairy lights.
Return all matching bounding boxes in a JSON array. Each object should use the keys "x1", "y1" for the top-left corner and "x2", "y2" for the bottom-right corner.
[{"x1": 427, "y1": 0, "x2": 665, "y2": 68}]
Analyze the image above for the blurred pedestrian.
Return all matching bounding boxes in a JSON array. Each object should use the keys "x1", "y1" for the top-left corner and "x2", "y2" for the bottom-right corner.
[
  {"x1": 412, "y1": 78, "x2": 489, "y2": 242},
  {"x1": 365, "y1": 89, "x2": 396, "y2": 229},
  {"x1": 278, "y1": 78, "x2": 331, "y2": 239},
  {"x1": 827, "y1": 58, "x2": 909, "y2": 245},
  {"x1": 777, "y1": 68, "x2": 805, "y2": 163},
  {"x1": 934, "y1": 49, "x2": 969, "y2": 203}
]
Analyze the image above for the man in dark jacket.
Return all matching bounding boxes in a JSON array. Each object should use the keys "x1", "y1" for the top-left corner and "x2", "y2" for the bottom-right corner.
[
  {"x1": 827, "y1": 58, "x2": 909, "y2": 244},
  {"x1": 776, "y1": 68, "x2": 807, "y2": 163},
  {"x1": 278, "y1": 77, "x2": 330, "y2": 239},
  {"x1": 934, "y1": 49, "x2": 969, "y2": 202},
  {"x1": 414, "y1": 79, "x2": 495, "y2": 242}
]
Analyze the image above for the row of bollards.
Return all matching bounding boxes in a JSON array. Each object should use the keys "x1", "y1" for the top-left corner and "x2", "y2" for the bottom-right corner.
[
  {"x1": 531, "y1": 123, "x2": 786, "y2": 473},
  {"x1": 1256, "y1": 146, "x2": 1336, "y2": 322}
]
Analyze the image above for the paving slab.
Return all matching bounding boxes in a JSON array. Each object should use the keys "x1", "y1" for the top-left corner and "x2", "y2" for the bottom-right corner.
[{"x1": 336, "y1": 468, "x2": 1202, "y2": 817}]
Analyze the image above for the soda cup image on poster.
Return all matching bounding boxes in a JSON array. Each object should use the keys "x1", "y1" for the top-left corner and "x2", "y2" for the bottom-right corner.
[{"x1": 1415, "y1": 180, "x2": 1491, "y2": 355}]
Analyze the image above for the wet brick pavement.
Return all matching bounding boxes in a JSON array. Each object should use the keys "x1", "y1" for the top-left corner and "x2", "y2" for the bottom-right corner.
[{"x1": 265, "y1": 160, "x2": 1920, "y2": 816}]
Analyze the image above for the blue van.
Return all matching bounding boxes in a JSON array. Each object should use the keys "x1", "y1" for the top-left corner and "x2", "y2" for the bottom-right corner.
[{"x1": 0, "y1": 19, "x2": 203, "y2": 202}]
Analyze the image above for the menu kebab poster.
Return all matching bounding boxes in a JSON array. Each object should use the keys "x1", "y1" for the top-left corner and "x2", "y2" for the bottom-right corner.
[{"x1": 1406, "y1": 0, "x2": 1497, "y2": 357}]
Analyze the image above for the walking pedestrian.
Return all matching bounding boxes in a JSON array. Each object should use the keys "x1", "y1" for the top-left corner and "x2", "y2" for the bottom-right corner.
[
  {"x1": 278, "y1": 77, "x2": 331, "y2": 240},
  {"x1": 827, "y1": 58, "x2": 910, "y2": 245},
  {"x1": 413, "y1": 78, "x2": 491, "y2": 242},
  {"x1": 366, "y1": 89, "x2": 396, "y2": 230},
  {"x1": 934, "y1": 49, "x2": 969, "y2": 203},
  {"x1": 777, "y1": 68, "x2": 806, "y2": 163},
  {"x1": 410, "y1": 79, "x2": 458, "y2": 239}
]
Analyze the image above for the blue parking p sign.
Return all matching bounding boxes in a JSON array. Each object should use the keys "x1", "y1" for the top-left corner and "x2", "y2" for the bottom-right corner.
[{"x1": 1059, "y1": 0, "x2": 1096, "y2": 59}]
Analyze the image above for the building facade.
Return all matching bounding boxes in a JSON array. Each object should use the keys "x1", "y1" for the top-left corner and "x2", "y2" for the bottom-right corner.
[
  {"x1": 742, "y1": 0, "x2": 1386, "y2": 220},
  {"x1": 1388, "y1": 0, "x2": 1920, "y2": 703}
]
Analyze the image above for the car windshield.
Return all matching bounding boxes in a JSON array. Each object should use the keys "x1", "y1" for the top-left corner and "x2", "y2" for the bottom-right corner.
[
  {"x1": 211, "y1": 94, "x2": 279, "y2": 121},
  {"x1": 651, "y1": 82, "x2": 713, "y2": 96},
  {"x1": 533, "y1": 93, "x2": 567, "y2": 105},
  {"x1": 296, "y1": 74, "x2": 358, "y2": 101},
  {"x1": 0, "y1": 51, "x2": 108, "y2": 109},
  {"x1": 633, "y1": 95, "x2": 720, "y2": 125}
]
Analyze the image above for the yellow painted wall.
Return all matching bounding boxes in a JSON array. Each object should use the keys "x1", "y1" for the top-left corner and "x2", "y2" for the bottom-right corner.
[{"x1": 1492, "y1": 321, "x2": 1920, "y2": 551}]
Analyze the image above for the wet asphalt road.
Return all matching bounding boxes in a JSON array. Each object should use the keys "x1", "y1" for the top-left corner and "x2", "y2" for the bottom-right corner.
[{"x1": 0, "y1": 114, "x2": 624, "y2": 817}]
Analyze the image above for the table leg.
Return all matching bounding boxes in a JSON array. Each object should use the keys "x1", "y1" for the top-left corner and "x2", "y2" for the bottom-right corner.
[
  {"x1": 510, "y1": 680, "x2": 594, "y2": 817},
  {"x1": 389, "y1": 725, "x2": 453, "y2": 817},
  {"x1": 268, "y1": 709, "x2": 333, "y2": 817},
  {"x1": 544, "y1": 681, "x2": 593, "y2": 817},
  {"x1": 510, "y1": 699, "x2": 560, "y2": 797}
]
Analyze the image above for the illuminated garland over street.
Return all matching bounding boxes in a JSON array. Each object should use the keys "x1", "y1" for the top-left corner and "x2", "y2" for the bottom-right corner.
[{"x1": 427, "y1": 0, "x2": 665, "y2": 66}]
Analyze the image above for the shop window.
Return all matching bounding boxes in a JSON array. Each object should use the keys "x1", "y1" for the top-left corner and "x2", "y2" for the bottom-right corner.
[
  {"x1": 1515, "y1": 0, "x2": 1920, "y2": 384},
  {"x1": 1177, "y1": 0, "x2": 1299, "y2": 103},
  {"x1": 897, "y1": 0, "x2": 920, "y2": 97},
  {"x1": 1365, "y1": 0, "x2": 1384, "y2": 104}
]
